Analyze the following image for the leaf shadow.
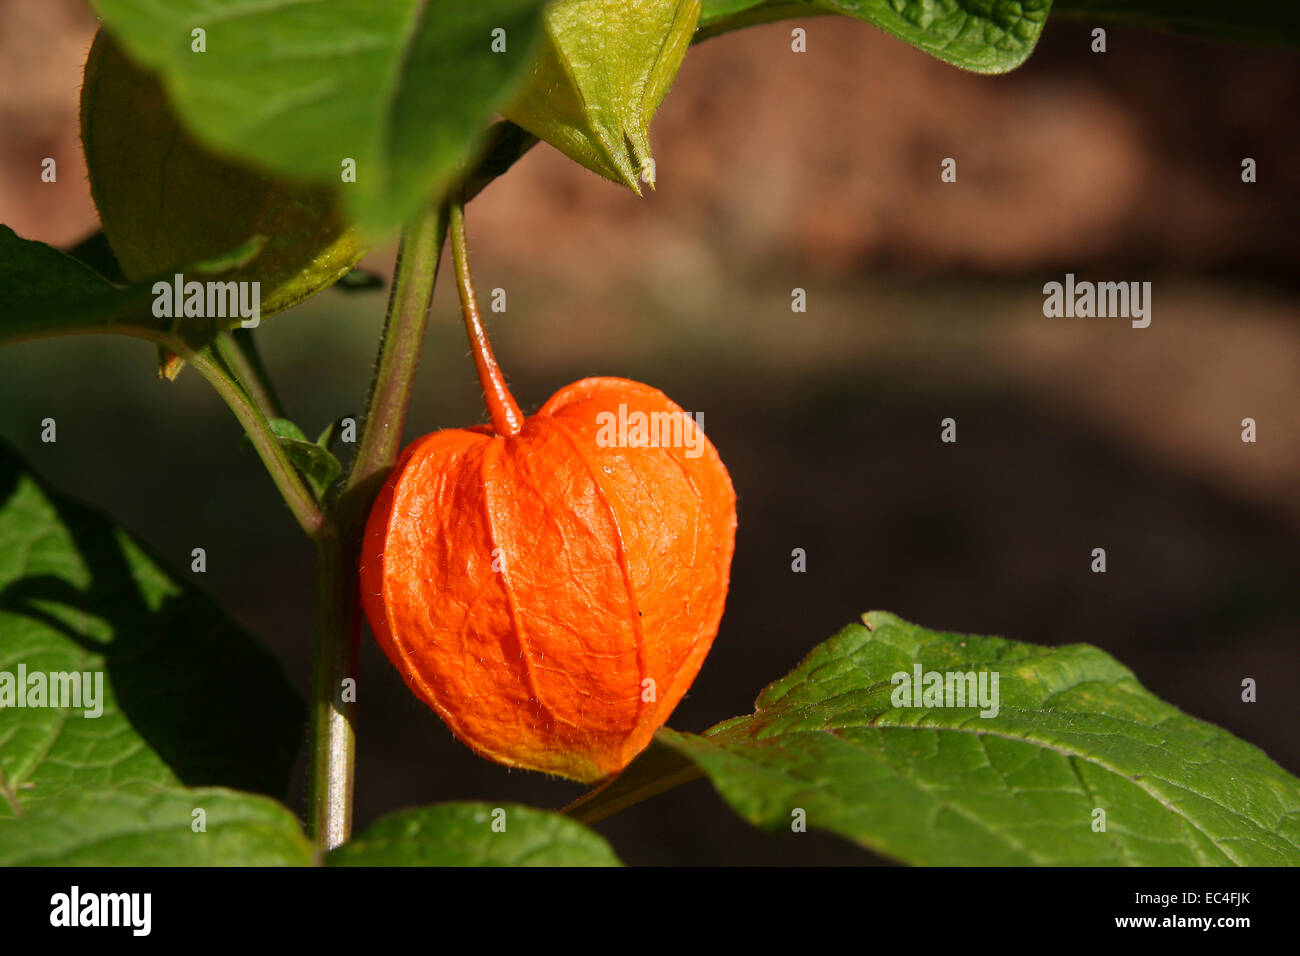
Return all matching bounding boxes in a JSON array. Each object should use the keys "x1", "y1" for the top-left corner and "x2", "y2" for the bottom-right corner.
[{"x1": 0, "y1": 446, "x2": 304, "y2": 805}]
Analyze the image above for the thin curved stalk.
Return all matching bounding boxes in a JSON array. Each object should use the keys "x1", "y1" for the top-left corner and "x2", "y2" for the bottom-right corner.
[
  {"x1": 220, "y1": 328, "x2": 286, "y2": 420},
  {"x1": 449, "y1": 198, "x2": 523, "y2": 437},
  {"x1": 187, "y1": 343, "x2": 326, "y2": 540}
]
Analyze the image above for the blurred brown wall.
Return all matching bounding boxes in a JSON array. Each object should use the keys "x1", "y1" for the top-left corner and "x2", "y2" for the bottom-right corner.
[{"x1": 4, "y1": 1, "x2": 1298, "y2": 279}]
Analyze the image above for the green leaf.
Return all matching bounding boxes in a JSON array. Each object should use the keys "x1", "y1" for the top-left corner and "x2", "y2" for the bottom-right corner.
[
  {"x1": 658, "y1": 611, "x2": 1300, "y2": 865},
  {"x1": 0, "y1": 440, "x2": 305, "y2": 815},
  {"x1": 315, "y1": 420, "x2": 341, "y2": 451},
  {"x1": 698, "y1": 1, "x2": 1053, "y2": 73},
  {"x1": 0, "y1": 786, "x2": 314, "y2": 865},
  {"x1": 91, "y1": 0, "x2": 549, "y2": 235},
  {"x1": 0, "y1": 224, "x2": 261, "y2": 347},
  {"x1": 1052, "y1": 0, "x2": 1300, "y2": 48},
  {"x1": 267, "y1": 418, "x2": 343, "y2": 501},
  {"x1": 0, "y1": 225, "x2": 145, "y2": 337},
  {"x1": 329, "y1": 802, "x2": 623, "y2": 866},
  {"x1": 268, "y1": 418, "x2": 310, "y2": 444}
]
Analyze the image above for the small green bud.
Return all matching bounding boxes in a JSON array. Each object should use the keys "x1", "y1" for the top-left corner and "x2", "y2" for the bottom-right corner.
[{"x1": 503, "y1": 0, "x2": 701, "y2": 194}]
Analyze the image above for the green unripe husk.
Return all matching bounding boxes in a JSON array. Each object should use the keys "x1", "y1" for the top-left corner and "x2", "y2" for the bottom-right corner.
[
  {"x1": 81, "y1": 30, "x2": 367, "y2": 325},
  {"x1": 502, "y1": 0, "x2": 700, "y2": 194}
]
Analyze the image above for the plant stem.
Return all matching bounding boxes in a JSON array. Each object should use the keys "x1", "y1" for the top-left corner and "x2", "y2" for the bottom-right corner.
[
  {"x1": 187, "y1": 343, "x2": 326, "y2": 540},
  {"x1": 308, "y1": 525, "x2": 354, "y2": 851},
  {"x1": 221, "y1": 328, "x2": 286, "y2": 420},
  {"x1": 1, "y1": 312, "x2": 319, "y2": 538},
  {"x1": 449, "y1": 198, "x2": 523, "y2": 437},
  {"x1": 307, "y1": 200, "x2": 448, "y2": 851},
  {"x1": 345, "y1": 203, "x2": 449, "y2": 501}
]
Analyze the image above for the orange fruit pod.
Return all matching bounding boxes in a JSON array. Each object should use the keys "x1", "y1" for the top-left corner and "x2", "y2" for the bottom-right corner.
[{"x1": 360, "y1": 209, "x2": 736, "y2": 784}]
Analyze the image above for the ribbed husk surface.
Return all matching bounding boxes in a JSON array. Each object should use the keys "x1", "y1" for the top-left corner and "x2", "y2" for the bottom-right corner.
[{"x1": 362, "y1": 377, "x2": 736, "y2": 782}]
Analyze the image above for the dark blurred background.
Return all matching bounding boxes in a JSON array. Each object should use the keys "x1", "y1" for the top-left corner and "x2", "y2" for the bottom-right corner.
[{"x1": 2, "y1": 1, "x2": 1298, "y2": 865}]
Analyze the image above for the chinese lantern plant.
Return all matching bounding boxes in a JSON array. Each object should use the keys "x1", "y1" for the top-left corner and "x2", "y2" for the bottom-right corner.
[{"x1": 1, "y1": 0, "x2": 1299, "y2": 869}]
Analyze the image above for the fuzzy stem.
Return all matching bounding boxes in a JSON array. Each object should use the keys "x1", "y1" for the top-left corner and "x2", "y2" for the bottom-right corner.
[
  {"x1": 307, "y1": 200, "x2": 448, "y2": 851},
  {"x1": 449, "y1": 198, "x2": 523, "y2": 437},
  {"x1": 345, "y1": 205, "x2": 449, "y2": 500},
  {"x1": 188, "y1": 343, "x2": 326, "y2": 540},
  {"x1": 222, "y1": 328, "x2": 286, "y2": 420}
]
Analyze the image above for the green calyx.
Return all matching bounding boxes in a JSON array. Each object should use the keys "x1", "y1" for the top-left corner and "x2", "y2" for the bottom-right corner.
[
  {"x1": 502, "y1": 0, "x2": 701, "y2": 194},
  {"x1": 81, "y1": 30, "x2": 367, "y2": 326}
]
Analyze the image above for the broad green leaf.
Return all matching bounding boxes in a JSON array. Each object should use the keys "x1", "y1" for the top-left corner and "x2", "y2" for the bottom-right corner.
[
  {"x1": 0, "y1": 786, "x2": 313, "y2": 865},
  {"x1": 698, "y1": 1, "x2": 1053, "y2": 73},
  {"x1": 267, "y1": 419, "x2": 342, "y2": 501},
  {"x1": 329, "y1": 802, "x2": 622, "y2": 866},
  {"x1": 1052, "y1": 0, "x2": 1300, "y2": 48},
  {"x1": 91, "y1": 0, "x2": 549, "y2": 235},
  {"x1": 0, "y1": 441, "x2": 304, "y2": 815},
  {"x1": 659, "y1": 611, "x2": 1300, "y2": 865}
]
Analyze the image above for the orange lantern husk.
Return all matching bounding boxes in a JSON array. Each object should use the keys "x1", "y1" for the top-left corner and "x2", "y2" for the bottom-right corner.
[{"x1": 359, "y1": 206, "x2": 736, "y2": 784}]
